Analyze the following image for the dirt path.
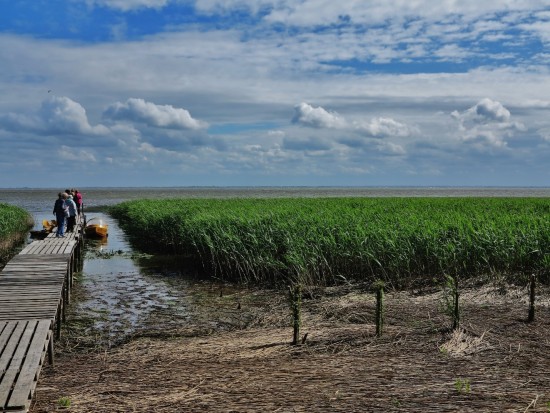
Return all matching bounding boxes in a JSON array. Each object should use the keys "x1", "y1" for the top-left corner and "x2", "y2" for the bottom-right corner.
[{"x1": 31, "y1": 283, "x2": 550, "y2": 412}]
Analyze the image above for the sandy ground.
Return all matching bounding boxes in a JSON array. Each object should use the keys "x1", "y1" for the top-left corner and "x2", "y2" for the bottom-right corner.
[{"x1": 30, "y1": 282, "x2": 550, "y2": 413}]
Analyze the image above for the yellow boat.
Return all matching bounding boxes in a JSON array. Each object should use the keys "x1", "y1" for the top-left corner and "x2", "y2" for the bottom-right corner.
[
  {"x1": 84, "y1": 218, "x2": 108, "y2": 238},
  {"x1": 42, "y1": 219, "x2": 57, "y2": 232},
  {"x1": 30, "y1": 220, "x2": 57, "y2": 239}
]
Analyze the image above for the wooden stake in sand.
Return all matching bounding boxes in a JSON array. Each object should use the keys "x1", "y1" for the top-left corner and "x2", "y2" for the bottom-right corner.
[
  {"x1": 289, "y1": 284, "x2": 302, "y2": 345},
  {"x1": 452, "y1": 275, "x2": 460, "y2": 330},
  {"x1": 373, "y1": 280, "x2": 385, "y2": 337},
  {"x1": 528, "y1": 274, "x2": 536, "y2": 322}
]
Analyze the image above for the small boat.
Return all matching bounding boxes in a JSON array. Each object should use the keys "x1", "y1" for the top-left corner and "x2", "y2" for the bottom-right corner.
[
  {"x1": 31, "y1": 220, "x2": 57, "y2": 239},
  {"x1": 84, "y1": 218, "x2": 108, "y2": 238},
  {"x1": 30, "y1": 229, "x2": 48, "y2": 239},
  {"x1": 42, "y1": 219, "x2": 57, "y2": 232}
]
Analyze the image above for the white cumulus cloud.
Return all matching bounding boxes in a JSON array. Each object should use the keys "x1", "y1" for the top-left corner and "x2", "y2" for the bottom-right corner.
[
  {"x1": 473, "y1": 98, "x2": 511, "y2": 122},
  {"x1": 293, "y1": 102, "x2": 413, "y2": 138},
  {"x1": 353, "y1": 117, "x2": 413, "y2": 138},
  {"x1": 0, "y1": 96, "x2": 109, "y2": 136},
  {"x1": 292, "y1": 102, "x2": 347, "y2": 129},
  {"x1": 103, "y1": 98, "x2": 208, "y2": 130},
  {"x1": 41, "y1": 97, "x2": 110, "y2": 135},
  {"x1": 451, "y1": 98, "x2": 525, "y2": 149},
  {"x1": 451, "y1": 98, "x2": 512, "y2": 124}
]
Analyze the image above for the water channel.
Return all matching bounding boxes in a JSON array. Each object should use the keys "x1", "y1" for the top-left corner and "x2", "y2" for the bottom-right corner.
[
  {"x1": 78, "y1": 212, "x2": 190, "y2": 345},
  {"x1": 70, "y1": 211, "x2": 254, "y2": 348}
]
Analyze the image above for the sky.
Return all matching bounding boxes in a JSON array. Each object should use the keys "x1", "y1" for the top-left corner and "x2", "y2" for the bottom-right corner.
[{"x1": 0, "y1": 0, "x2": 549, "y2": 188}]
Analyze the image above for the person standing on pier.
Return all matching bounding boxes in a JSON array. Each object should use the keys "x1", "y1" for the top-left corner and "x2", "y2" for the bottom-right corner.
[
  {"x1": 74, "y1": 189, "x2": 83, "y2": 216},
  {"x1": 53, "y1": 192, "x2": 67, "y2": 237},
  {"x1": 65, "y1": 194, "x2": 78, "y2": 232}
]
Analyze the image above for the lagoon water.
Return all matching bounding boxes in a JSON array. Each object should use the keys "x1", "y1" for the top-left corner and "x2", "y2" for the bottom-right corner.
[{"x1": 1, "y1": 186, "x2": 549, "y2": 346}]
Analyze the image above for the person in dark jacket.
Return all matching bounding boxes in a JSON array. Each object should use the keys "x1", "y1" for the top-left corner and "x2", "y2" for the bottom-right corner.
[{"x1": 53, "y1": 192, "x2": 67, "y2": 237}]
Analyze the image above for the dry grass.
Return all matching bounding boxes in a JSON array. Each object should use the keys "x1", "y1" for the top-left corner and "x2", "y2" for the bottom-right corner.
[
  {"x1": 31, "y1": 283, "x2": 550, "y2": 413},
  {"x1": 439, "y1": 328, "x2": 492, "y2": 357}
]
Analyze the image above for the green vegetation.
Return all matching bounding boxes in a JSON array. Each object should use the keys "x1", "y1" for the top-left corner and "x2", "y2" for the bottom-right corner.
[
  {"x1": 454, "y1": 378, "x2": 471, "y2": 393},
  {"x1": 440, "y1": 274, "x2": 460, "y2": 330},
  {"x1": 57, "y1": 396, "x2": 71, "y2": 408},
  {"x1": 110, "y1": 197, "x2": 550, "y2": 287},
  {"x1": 0, "y1": 202, "x2": 33, "y2": 264}
]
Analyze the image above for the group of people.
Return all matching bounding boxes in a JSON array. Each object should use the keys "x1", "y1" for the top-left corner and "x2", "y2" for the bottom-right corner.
[{"x1": 52, "y1": 189, "x2": 83, "y2": 238}]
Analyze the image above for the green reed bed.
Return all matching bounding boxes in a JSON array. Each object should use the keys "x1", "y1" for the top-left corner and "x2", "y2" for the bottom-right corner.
[
  {"x1": 110, "y1": 198, "x2": 550, "y2": 287},
  {"x1": 0, "y1": 202, "x2": 33, "y2": 264}
]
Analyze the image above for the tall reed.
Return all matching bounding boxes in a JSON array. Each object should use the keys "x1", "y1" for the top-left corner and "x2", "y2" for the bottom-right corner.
[
  {"x1": 0, "y1": 203, "x2": 33, "y2": 264},
  {"x1": 110, "y1": 197, "x2": 550, "y2": 287}
]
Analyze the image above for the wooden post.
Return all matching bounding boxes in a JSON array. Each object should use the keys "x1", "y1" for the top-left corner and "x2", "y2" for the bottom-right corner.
[
  {"x1": 374, "y1": 281, "x2": 385, "y2": 337},
  {"x1": 290, "y1": 284, "x2": 302, "y2": 345},
  {"x1": 48, "y1": 331, "x2": 55, "y2": 366},
  {"x1": 528, "y1": 274, "x2": 536, "y2": 322},
  {"x1": 56, "y1": 301, "x2": 62, "y2": 339},
  {"x1": 452, "y1": 274, "x2": 460, "y2": 330},
  {"x1": 65, "y1": 263, "x2": 71, "y2": 306}
]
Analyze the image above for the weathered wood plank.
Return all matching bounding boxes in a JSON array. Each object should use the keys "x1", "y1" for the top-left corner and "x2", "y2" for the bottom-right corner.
[
  {"x1": 0, "y1": 321, "x2": 29, "y2": 407},
  {"x1": 0, "y1": 223, "x2": 83, "y2": 412},
  {"x1": 0, "y1": 321, "x2": 26, "y2": 377},
  {"x1": 0, "y1": 321, "x2": 18, "y2": 364},
  {"x1": 8, "y1": 320, "x2": 51, "y2": 411}
]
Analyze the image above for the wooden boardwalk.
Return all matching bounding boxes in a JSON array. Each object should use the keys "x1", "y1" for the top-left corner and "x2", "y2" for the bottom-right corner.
[{"x1": 0, "y1": 224, "x2": 83, "y2": 412}]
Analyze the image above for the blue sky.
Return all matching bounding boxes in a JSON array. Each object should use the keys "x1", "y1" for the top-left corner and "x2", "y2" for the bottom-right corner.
[{"x1": 0, "y1": 0, "x2": 549, "y2": 187}]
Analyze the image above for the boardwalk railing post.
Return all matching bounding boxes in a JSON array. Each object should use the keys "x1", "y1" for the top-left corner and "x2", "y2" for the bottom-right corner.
[
  {"x1": 65, "y1": 262, "x2": 71, "y2": 306},
  {"x1": 56, "y1": 301, "x2": 62, "y2": 339},
  {"x1": 48, "y1": 322, "x2": 55, "y2": 366}
]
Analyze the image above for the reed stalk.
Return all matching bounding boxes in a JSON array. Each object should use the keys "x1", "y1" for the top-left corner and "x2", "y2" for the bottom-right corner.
[{"x1": 0, "y1": 203, "x2": 33, "y2": 264}]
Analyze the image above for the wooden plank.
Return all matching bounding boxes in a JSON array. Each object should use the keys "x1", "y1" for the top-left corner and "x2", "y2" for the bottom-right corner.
[
  {"x1": 0, "y1": 287, "x2": 61, "y2": 293},
  {"x1": 8, "y1": 320, "x2": 51, "y2": 411},
  {"x1": 0, "y1": 321, "x2": 25, "y2": 377},
  {"x1": 18, "y1": 241, "x2": 76, "y2": 256},
  {"x1": 0, "y1": 321, "x2": 29, "y2": 407},
  {"x1": 0, "y1": 321, "x2": 18, "y2": 362},
  {"x1": 3, "y1": 261, "x2": 69, "y2": 269},
  {"x1": 0, "y1": 306, "x2": 59, "y2": 315},
  {"x1": 0, "y1": 221, "x2": 83, "y2": 412}
]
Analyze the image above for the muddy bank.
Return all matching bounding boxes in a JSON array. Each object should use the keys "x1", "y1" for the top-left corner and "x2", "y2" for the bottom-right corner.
[{"x1": 31, "y1": 282, "x2": 550, "y2": 412}]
